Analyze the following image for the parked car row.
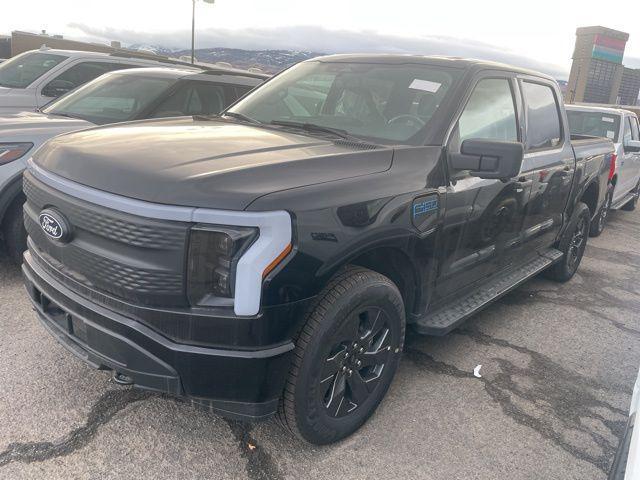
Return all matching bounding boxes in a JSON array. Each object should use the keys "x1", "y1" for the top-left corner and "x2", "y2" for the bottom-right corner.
[
  {"x1": 0, "y1": 50, "x2": 636, "y2": 447},
  {"x1": 0, "y1": 50, "x2": 267, "y2": 262}
]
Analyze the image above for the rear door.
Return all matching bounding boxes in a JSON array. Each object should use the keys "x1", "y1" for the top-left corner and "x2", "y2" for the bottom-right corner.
[
  {"x1": 435, "y1": 73, "x2": 527, "y2": 301},
  {"x1": 518, "y1": 78, "x2": 574, "y2": 254}
]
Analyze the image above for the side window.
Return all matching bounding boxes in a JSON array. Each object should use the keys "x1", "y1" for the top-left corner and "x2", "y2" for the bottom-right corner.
[
  {"x1": 632, "y1": 117, "x2": 640, "y2": 141},
  {"x1": 623, "y1": 117, "x2": 633, "y2": 144},
  {"x1": 42, "y1": 61, "x2": 135, "y2": 98},
  {"x1": 522, "y1": 81, "x2": 562, "y2": 151},
  {"x1": 625, "y1": 117, "x2": 640, "y2": 140},
  {"x1": 450, "y1": 78, "x2": 517, "y2": 152},
  {"x1": 151, "y1": 81, "x2": 229, "y2": 118}
]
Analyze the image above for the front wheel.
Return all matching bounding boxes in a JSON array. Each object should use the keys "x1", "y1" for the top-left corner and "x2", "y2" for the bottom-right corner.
[
  {"x1": 278, "y1": 266, "x2": 405, "y2": 445},
  {"x1": 589, "y1": 185, "x2": 613, "y2": 237},
  {"x1": 545, "y1": 202, "x2": 590, "y2": 282}
]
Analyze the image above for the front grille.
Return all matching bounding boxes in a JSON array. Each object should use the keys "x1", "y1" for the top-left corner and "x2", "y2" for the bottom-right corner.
[{"x1": 24, "y1": 172, "x2": 190, "y2": 307}]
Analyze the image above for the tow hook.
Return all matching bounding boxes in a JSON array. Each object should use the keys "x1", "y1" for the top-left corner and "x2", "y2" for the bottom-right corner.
[{"x1": 112, "y1": 372, "x2": 134, "y2": 385}]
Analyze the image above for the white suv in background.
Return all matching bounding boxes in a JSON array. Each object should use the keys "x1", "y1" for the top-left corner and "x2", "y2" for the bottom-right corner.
[
  {"x1": 567, "y1": 105, "x2": 640, "y2": 219},
  {"x1": 0, "y1": 47, "x2": 190, "y2": 114}
]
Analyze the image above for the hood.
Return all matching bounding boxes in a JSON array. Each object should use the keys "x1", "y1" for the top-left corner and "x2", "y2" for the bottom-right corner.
[
  {"x1": 0, "y1": 111, "x2": 93, "y2": 154},
  {"x1": 33, "y1": 117, "x2": 394, "y2": 210}
]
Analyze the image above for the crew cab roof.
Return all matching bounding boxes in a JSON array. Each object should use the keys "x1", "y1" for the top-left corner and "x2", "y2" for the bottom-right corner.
[
  {"x1": 566, "y1": 104, "x2": 638, "y2": 117},
  {"x1": 100, "y1": 66, "x2": 266, "y2": 83},
  {"x1": 27, "y1": 47, "x2": 269, "y2": 79},
  {"x1": 308, "y1": 54, "x2": 556, "y2": 82}
]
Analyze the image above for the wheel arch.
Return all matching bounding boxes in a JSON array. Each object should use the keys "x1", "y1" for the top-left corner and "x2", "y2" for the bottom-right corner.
[
  {"x1": 346, "y1": 245, "x2": 421, "y2": 318},
  {"x1": 0, "y1": 174, "x2": 25, "y2": 227},
  {"x1": 579, "y1": 180, "x2": 600, "y2": 219}
]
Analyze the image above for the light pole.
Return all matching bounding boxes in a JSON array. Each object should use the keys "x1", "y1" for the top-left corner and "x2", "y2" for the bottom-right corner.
[{"x1": 191, "y1": 0, "x2": 215, "y2": 64}]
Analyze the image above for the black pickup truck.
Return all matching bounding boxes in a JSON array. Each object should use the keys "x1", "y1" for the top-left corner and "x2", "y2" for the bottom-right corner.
[{"x1": 22, "y1": 55, "x2": 614, "y2": 444}]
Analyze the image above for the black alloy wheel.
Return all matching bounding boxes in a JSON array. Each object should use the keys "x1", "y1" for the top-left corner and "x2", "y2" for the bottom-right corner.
[
  {"x1": 545, "y1": 202, "x2": 591, "y2": 282},
  {"x1": 590, "y1": 187, "x2": 613, "y2": 237},
  {"x1": 320, "y1": 306, "x2": 395, "y2": 418},
  {"x1": 278, "y1": 266, "x2": 405, "y2": 445}
]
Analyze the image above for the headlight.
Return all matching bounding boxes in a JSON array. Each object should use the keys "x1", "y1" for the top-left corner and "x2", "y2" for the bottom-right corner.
[
  {"x1": 0, "y1": 143, "x2": 33, "y2": 165},
  {"x1": 187, "y1": 225, "x2": 258, "y2": 306}
]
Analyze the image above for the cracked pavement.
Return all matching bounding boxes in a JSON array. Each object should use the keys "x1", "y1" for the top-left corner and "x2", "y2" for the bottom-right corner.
[{"x1": 1, "y1": 209, "x2": 639, "y2": 480}]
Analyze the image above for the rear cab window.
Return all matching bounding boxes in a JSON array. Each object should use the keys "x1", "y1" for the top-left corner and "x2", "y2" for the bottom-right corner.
[
  {"x1": 521, "y1": 81, "x2": 562, "y2": 151},
  {"x1": 0, "y1": 51, "x2": 68, "y2": 88},
  {"x1": 567, "y1": 110, "x2": 621, "y2": 142}
]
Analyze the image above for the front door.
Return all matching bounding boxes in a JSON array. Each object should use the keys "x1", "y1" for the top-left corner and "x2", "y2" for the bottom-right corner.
[
  {"x1": 435, "y1": 75, "x2": 527, "y2": 303},
  {"x1": 518, "y1": 79, "x2": 574, "y2": 254},
  {"x1": 620, "y1": 115, "x2": 640, "y2": 197}
]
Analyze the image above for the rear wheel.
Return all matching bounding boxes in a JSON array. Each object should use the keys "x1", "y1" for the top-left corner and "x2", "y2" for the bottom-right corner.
[
  {"x1": 2, "y1": 198, "x2": 27, "y2": 265},
  {"x1": 545, "y1": 202, "x2": 590, "y2": 282},
  {"x1": 278, "y1": 266, "x2": 405, "y2": 444},
  {"x1": 589, "y1": 185, "x2": 613, "y2": 237}
]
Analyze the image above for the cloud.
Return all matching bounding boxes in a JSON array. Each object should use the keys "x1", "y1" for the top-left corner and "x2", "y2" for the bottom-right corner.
[{"x1": 67, "y1": 23, "x2": 570, "y2": 79}]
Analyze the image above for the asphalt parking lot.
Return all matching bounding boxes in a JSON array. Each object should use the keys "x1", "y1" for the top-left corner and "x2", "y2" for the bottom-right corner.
[{"x1": 1, "y1": 209, "x2": 639, "y2": 480}]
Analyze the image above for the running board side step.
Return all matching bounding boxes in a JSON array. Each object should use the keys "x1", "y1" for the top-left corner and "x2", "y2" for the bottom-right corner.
[
  {"x1": 610, "y1": 191, "x2": 638, "y2": 210},
  {"x1": 413, "y1": 248, "x2": 563, "y2": 336}
]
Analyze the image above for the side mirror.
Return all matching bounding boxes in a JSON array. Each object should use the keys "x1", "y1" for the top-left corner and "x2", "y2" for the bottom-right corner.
[
  {"x1": 625, "y1": 139, "x2": 640, "y2": 153},
  {"x1": 450, "y1": 139, "x2": 524, "y2": 180},
  {"x1": 41, "y1": 79, "x2": 75, "y2": 98}
]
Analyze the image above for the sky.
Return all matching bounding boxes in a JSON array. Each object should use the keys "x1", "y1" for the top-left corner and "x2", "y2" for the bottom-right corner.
[{"x1": 2, "y1": 0, "x2": 640, "y2": 80}]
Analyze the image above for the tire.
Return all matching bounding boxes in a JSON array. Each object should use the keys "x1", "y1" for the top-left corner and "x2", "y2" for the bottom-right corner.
[
  {"x1": 545, "y1": 202, "x2": 590, "y2": 283},
  {"x1": 2, "y1": 198, "x2": 27, "y2": 265},
  {"x1": 278, "y1": 265, "x2": 405, "y2": 445},
  {"x1": 589, "y1": 185, "x2": 613, "y2": 237}
]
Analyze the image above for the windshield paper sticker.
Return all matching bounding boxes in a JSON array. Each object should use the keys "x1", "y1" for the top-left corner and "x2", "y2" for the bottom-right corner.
[
  {"x1": 606, "y1": 131, "x2": 615, "y2": 139},
  {"x1": 603, "y1": 117, "x2": 615, "y2": 123},
  {"x1": 409, "y1": 79, "x2": 441, "y2": 93}
]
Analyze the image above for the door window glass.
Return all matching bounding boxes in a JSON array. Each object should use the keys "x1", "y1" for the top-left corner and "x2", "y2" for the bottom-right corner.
[
  {"x1": 623, "y1": 117, "x2": 633, "y2": 144},
  {"x1": 629, "y1": 116, "x2": 640, "y2": 141},
  {"x1": 151, "y1": 81, "x2": 230, "y2": 117},
  {"x1": 42, "y1": 61, "x2": 137, "y2": 97},
  {"x1": 451, "y1": 78, "x2": 517, "y2": 152},
  {"x1": 522, "y1": 82, "x2": 562, "y2": 151}
]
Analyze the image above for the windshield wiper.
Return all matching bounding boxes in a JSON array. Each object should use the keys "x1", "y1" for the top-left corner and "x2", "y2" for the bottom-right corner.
[
  {"x1": 48, "y1": 111, "x2": 82, "y2": 120},
  {"x1": 222, "y1": 111, "x2": 261, "y2": 124},
  {"x1": 269, "y1": 120, "x2": 353, "y2": 140}
]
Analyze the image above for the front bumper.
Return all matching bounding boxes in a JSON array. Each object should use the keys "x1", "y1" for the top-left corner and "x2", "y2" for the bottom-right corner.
[{"x1": 23, "y1": 251, "x2": 297, "y2": 420}]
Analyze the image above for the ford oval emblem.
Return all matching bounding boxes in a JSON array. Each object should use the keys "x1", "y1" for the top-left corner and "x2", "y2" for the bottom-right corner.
[{"x1": 39, "y1": 209, "x2": 71, "y2": 242}]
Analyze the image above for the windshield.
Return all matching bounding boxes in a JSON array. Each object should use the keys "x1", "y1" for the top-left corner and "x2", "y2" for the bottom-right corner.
[
  {"x1": 227, "y1": 61, "x2": 461, "y2": 145},
  {"x1": 567, "y1": 110, "x2": 621, "y2": 143},
  {"x1": 44, "y1": 72, "x2": 176, "y2": 125},
  {"x1": 0, "y1": 51, "x2": 68, "y2": 89}
]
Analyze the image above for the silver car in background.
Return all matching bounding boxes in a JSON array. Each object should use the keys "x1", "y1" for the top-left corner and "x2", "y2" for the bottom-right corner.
[
  {"x1": 567, "y1": 105, "x2": 640, "y2": 214},
  {"x1": 0, "y1": 65, "x2": 267, "y2": 262}
]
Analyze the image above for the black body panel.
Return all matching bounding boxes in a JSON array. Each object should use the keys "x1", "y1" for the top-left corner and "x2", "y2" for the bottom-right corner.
[
  {"x1": 32, "y1": 117, "x2": 394, "y2": 210},
  {"x1": 23, "y1": 55, "x2": 615, "y2": 417}
]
